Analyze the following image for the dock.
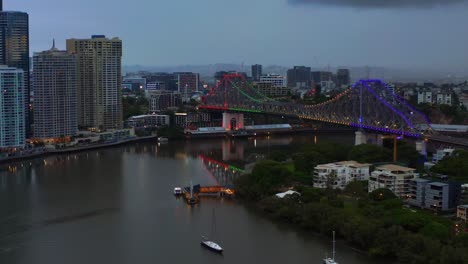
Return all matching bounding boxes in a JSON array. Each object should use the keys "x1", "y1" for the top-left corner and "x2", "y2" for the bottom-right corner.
[{"x1": 182, "y1": 184, "x2": 235, "y2": 204}]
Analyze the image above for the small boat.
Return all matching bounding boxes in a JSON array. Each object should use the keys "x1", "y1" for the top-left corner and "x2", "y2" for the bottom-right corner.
[
  {"x1": 174, "y1": 187, "x2": 182, "y2": 196},
  {"x1": 201, "y1": 209, "x2": 223, "y2": 253},
  {"x1": 323, "y1": 231, "x2": 338, "y2": 264},
  {"x1": 157, "y1": 137, "x2": 168, "y2": 143}
]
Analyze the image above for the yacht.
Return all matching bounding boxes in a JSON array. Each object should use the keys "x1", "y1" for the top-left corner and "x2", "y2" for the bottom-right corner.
[
  {"x1": 201, "y1": 209, "x2": 223, "y2": 253},
  {"x1": 173, "y1": 187, "x2": 182, "y2": 196},
  {"x1": 157, "y1": 137, "x2": 168, "y2": 143},
  {"x1": 323, "y1": 231, "x2": 338, "y2": 264}
]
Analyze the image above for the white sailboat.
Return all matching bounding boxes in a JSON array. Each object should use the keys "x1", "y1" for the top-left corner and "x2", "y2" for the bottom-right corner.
[
  {"x1": 323, "y1": 231, "x2": 338, "y2": 264},
  {"x1": 201, "y1": 209, "x2": 223, "y2": 253}
]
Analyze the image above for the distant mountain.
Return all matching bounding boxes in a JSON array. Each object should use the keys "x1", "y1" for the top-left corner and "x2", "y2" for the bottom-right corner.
[{"x1": 123, "y1": 64, "x2": 468, "y2": 84}]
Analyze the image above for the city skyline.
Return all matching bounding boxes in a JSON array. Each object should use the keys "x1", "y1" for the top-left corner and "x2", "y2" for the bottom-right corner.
[{"x1": 6, "y1": 0, "x2": 468, "y2": 73}]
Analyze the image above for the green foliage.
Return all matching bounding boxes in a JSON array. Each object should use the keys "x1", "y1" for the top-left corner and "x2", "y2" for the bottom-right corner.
[
  {"x1": 348, "y1": 144, "x2": 392, "y2": 163},
  {"x1": 234, "y1": 160, "x2": 293, "y2": 200},
  {"x1": 122, "y1": 96, "x2": 149, "y2": 120},
  {"x1": 431, "y1": 150, "x2": 468, "y2": 182},
  {"x1": 369, "y1": 188, "x2": 397, "y2": 201},
  {"x1": 344, "y1": 180, "x2": 368, "y2": 198},
  {"x1": 157, "y1": 126, "x2": 184, "y2": 140},
  {"x1": 268, "y1": 150, "x2": 288, "y2": 162}
]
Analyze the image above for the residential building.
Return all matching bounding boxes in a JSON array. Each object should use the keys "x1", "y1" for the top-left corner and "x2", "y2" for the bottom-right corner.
[
  {"x1": 253, "y1": 82, "x2": 290, "y2": 97},
  {"x1": 436, "y1": 91, "x2": 452, "y2": 105},
  {"x1": 251, "y1": 64, "x2": 262, "y2": 81},
  {"x1": 457, "y1": 205, "x2": 468, "y2": 223},
  {"x1": 287, "y1": 66, "x2": 311, "y2": 89},
  {"x1": 368, "y1": 164, "x2": 418, "y2": 198},
  {"x1": 0, "y1": 66, "x2": 24, "y2": 148},
  {"x1": 432, "y1": 148, "x2": 455, "y2": 163},
  {"x1": 33, "y1": 44, "x2": 78, "y2": 140},
  {"x1": 417, "y1": 89, "x2": 432, "y2": 104},
  {"x1": 313, "y1": 161, "x2": 371, "y2": 189},
  {"x1": 260, "y1": 74, "x2": 287, "y2": 87},
  {"x1": 408, "y1": 179, "x2": 461, "y2": 211},
  {"x1": 127, "y1": 114, "x2": 170, "y2": 128},
  {"x1": 336, "y1": 69, "x2": 350, "y2": 87},
  {"x1": 146, "y1": 90, "x2": 182, "y2": 112},
  {"x1": 0, "y1": 9, "x2": 30, "y2": 136},
  {"x1": 67, "y1": 35, "x2": 123, "y2": 131}
]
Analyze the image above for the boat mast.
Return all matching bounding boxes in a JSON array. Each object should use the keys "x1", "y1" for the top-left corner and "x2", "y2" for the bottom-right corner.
[
  {"x1": 332, "y1": 231, "x2": 336, "y2": 261},
  {"x1": 190, "y1": 180, "x2": 193, "y2": 197}
]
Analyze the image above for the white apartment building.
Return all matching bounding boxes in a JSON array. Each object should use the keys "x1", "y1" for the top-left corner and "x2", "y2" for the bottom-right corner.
[
  {"x1": 260, "y1": 74, "x2": 287, "y2": 87},
  {"x1": 368, "y1": 164, "x2": 419, "y2": 198},
  {"x1": 313, "y1": 161, "x2": 371, "y2": 189},
  {"x1": 417, "y1": 90, "x2": 432, "y2": 104},
  {"x1": 436, "y1": 92, "x2": 452, "y2": 105}
]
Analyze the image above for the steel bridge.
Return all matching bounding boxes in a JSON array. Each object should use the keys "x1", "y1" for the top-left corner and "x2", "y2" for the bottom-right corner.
[{"x1": 199, "y1": 73, "x2": 433, "y2": 138}]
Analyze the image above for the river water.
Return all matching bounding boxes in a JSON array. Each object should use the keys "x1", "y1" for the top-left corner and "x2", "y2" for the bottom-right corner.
[{"x1": 0, "y1": 133, "x2": 381, "y2": 264}]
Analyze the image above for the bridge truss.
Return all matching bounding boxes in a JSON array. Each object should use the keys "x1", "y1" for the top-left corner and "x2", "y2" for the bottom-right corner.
[{"x1": 200, "y1": 74, "x2": 433, "y2": 137}]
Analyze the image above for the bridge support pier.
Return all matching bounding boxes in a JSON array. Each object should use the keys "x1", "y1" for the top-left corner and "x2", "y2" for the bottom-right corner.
[
  {"x1": 415, "y1": 140, "x2": 427, "y2": 156},
  {"x1": 222, "y1": 112, "x2": 244, "y2": 131},
  {"x1": 355, "y1": 131, "x2": 383, "y2": 146}
]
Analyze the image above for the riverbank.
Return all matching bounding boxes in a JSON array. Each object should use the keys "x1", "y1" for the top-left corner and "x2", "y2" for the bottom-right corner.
[
  {"x1": 0, "y1": 135, "x2": 157, "y2": 165},
  {"x1": 234, "y1": 157, "x2": 468, "y2": 263}
]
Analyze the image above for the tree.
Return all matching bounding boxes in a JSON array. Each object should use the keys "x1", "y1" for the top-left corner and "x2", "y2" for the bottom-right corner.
[{"x1": 348, "y1": 144, "x2": 392, "y2": 163}]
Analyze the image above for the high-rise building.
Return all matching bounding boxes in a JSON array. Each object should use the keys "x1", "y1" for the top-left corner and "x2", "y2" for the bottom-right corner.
[
  {"x1": 33, "y1": 43, "x2": 78, "y2": 140},
  {"x1": 66, "y1": 35, "x2": 122, "y2": 131},
  {"x1": 0, "y1": 65, "x2": 24, "y2": 148},
  {"x1": 146, "y1": 90, "x2": 182, "y2": 112},
  {"x1": 311, "y1": 71, "x2": 334, "y2": 85},
  {"x1": 336, "y1": 69, "x2": 350, "y2": 87},
  {"x1": 251, "y1": 64, "x2": 262, "y2": 81},
  {"x1": 287, "y1": 66, "x2": 311, "y2": 89},
  {"x1": 0, "y1": 4, "x2": 30, "y2": 136}
]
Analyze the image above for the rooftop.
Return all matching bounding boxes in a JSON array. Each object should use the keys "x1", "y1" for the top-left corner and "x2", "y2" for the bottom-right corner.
[
  {"x1": 458, "y1": 205, "x2": 468, "y2": 209},
  {"x1": 317, "y1": 161, "x2": 371, "y2": 169},
  {"x1": 376, "y1": 164, "x2": 416, "y2": 172}
]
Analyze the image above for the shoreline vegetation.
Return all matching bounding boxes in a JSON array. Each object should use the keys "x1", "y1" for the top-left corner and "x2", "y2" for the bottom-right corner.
[{"x1": 234, "y1": 142, "x2": 468, "y2": 264}]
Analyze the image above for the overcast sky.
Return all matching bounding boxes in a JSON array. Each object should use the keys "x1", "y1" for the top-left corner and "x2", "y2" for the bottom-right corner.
[{"x1": 8, "y1": 0, "x2": 468, "y2": 71}]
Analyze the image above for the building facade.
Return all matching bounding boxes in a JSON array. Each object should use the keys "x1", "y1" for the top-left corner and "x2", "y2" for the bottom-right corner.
[
  {"x1": 458, "y1": 205, "x2": 468, "y2": 223},
  {"x1": 127, "y1": 114, "x2": 170, "y2": 128},
  {"x1": 408, "y1": 179, "x2": 461, "y2": 211},
  {"x1": 0, "y1": 10, "x2": 30, "y2": 136},
  {"x1": 313, "y1": 161, "x2": 370, "y2": 189},
  {"x1": 336, "y1": 69, "x2": 350, "y2": 87},
  {"x1": 368, "y1": 164, "x2": 419, "y2": 198},
  {"x1": 175, "y1": 72, "x2": 199, "y2": 101},
  {"x1": 259, "y1": 74, "x2": 287, "y2": 87},
  {"x1": 0, "y1": 66, "x2": 24, "y2": 148},
  {"x1": 251, "y1": 64, "x2": 262, "y2": 81},
  {"x1": 33, "y1": 45, "x2": 78, "y2": 140},
  {"x1": 146, "y1": 90, "x2": 182, "y2": 112},
  {"x1": 253, "y1": 82, "x2": 291, "y2": 97},
  {"x1": 417, "y1": 90, "x2": 432, "y2": 104},
  {"x1": 66, "y1": 35, "x2": 122, "y2": 131},
  {"x1": 287, "y1": 66, "x2": 311, "y2": 89}
]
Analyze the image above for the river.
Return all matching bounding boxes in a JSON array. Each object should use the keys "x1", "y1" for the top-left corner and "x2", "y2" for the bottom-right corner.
[{"x1": 0, "y1": 133, "x2": 382, "y2": 264}]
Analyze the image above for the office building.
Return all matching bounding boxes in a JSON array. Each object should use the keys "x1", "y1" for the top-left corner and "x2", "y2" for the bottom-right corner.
[
  {"x1": 336, "y1": 69, "x2": 350, "y2": 87},
  {"x1": 417, "y1": 89, "x2": 432, "y2": 104},
  {"x1": 142, "y1": 72, "x2": 178, "y2": 91},
  {"x1": 253, "y1": 82, "x2": 290, "y2": 97},
  {"x1": 0, "y1": 66, "x2": 24, "y2": 148},
  {"x1": 0, "y1": 7, "x2": 30, "y2": 136},
  {"x1": 122, "y1": 77, "x2": 146, "y2": 91},
  {"x1": 251, "y1": 64, "x2": 262, "y2": 81},
  {"x1": 436, "y1": 91, "x2": 452, "y2": 105},
  {"x1": 368, "y1": 164, "x2": 419, "y2": 198},
  {"x1": 175, "y1": 72, "x2": 199, "y2": 102},
  {"x1": 67, "y1": 35, "x2": 122, "y2": 131},
  {"x1": 146, "y1": 90, "x2": 182, "y2": 112},
  {"x1": 311, "y1": 71, "x2": 334, "y2": 85},
  {"x1": 33, "y1": 44, "x2": 78, "y2": 140},
  {"x1": 313, "y1": 161, "x2": 370, "y2": 189},
  {"x1": 287, "y1": 66, "x2": 311, "y2": 89},
  {"x1": 408, "y1": 179, "x2": 461, "y2": 211},
  {"x1": 259, "y1": 74, "x2": 287, "y2": 87}
]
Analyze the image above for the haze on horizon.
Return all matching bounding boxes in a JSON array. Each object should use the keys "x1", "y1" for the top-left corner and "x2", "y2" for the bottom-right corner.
[{"x1": 8, "y1": 0, "x2": 468, "y2": 73}]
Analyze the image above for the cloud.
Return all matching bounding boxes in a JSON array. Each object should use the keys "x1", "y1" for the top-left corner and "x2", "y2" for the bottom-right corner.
[{"x1": 288, "y1": 0, "x2": 468, "y2": 8}]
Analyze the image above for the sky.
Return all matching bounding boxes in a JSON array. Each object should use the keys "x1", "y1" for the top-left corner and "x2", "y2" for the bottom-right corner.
[{"x1": 8, "y1": 0, "x2": 468, "y2": 72}]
